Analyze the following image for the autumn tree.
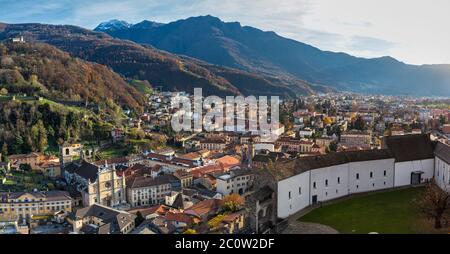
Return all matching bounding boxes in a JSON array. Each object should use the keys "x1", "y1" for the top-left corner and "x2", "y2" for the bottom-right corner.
[
  {"x1": 352, "y1": 116, "x2": 366, "y2": 131},
  {"x1": 207, "y1": 214, "x2": 226, "y2": 231},
  {"x1": 31, "y1": 120, "x2": 48, "y2": 152},
  {"x1": 183, "y1": 229, "x2": 197, "y2": 234},
  {"x1": 222, "y1": 194, "x2": 245, "y2": 212},
  {"x1": 416, "y1": 180, "x2": 450, "y2": 229}
]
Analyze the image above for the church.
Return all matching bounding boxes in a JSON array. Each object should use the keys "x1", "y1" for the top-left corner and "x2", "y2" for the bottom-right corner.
[{"x1": 64, "y1": 160, "x2": 128, "y2": 209}]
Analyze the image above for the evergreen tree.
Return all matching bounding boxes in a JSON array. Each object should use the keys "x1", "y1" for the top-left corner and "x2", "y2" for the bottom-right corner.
[{"x1": 1, "y1": 143, "x2": 8, "y2": 161}]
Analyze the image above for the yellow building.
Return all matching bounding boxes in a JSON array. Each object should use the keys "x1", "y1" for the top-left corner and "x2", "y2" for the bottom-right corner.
[
  {"x1": 8, "y1": 152, "x2": 61, "y2": 177},
  {"x1": 174, "y1": 170, "x2": 193, "y2": 188},
  {"x1": 0, "y1": 191, "x2": 72, "y2": 222},
  {"x1": 8, "y1": 153, "x2": 43, "y2": 170}
]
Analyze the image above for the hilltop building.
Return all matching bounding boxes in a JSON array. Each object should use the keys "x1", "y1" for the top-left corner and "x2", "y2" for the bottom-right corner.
[{"x1": 260, "y1": 134, "x2": 445, "y2": 221}]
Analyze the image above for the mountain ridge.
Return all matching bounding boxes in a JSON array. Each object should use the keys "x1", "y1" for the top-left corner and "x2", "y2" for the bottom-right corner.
[
  {"x1": 95, "y1": 15, "x2": 450, "y2": 96},
  {"x1": 0, "y1": 41, "x2": 146, "y2": 112},
  {"x1": 0, "y1": 22, "x2": 323, "y2": 97}
]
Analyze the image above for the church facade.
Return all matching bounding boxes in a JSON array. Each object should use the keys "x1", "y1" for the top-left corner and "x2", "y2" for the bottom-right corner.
[{"x1": 64, "y1": 161, "x2": 127, "y2": 208}]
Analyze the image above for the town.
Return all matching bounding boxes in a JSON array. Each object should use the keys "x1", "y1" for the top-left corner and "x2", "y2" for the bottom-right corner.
[
  {"x1": 1, "y1": 86, "x2": 449, "y2": 234},
  {"x1": 0, "y1": 16, "x2": 450, "y2": 254}
]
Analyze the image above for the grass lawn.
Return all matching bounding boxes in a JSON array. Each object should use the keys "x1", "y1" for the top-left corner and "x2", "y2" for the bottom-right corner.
[
  {"x1": 98, "y1": 146, "x2": 129, "y2": 160},
  {"x1": 0, "y1": 170, "x2": 56, "y2": 192},
  {"x1": 299, "y1": 187, "x2": 449, "y2": 234}
]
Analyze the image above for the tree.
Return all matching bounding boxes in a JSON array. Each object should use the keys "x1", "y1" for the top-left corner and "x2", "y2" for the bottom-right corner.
[
  {"x1": 14, "y1": 133, "x2": 24, "y2": 154},
  {"x1": 128, "y1": 128, "x2": 145, "y2": 140},
  {"x1": 29, "y1": 74, "x2": 39, "y2": 84},
  {"x1": 222, "y1": 194, "x2": 245, "y2": 212},
  {"x1": 1, "y1": 143, "x2": 8, "y2": 161},
  {"x1": 352, "y1": 116, "x2": 366, "y2": 131},
  {"x1": 207, "y1": 214, "x2": 227, "y2": 230},
  {"x1": 183, "y1": 229, "x2": 197, "y2": 234},
  {"x1": 135, "y1": 211, "x2": 145, "y2": 227},
  {"x1": 31, "y1": 120, "x2": 48, "y2": 152},
  {"x1": 328, "y1": 141, "x2": 338, "y2": 153},
  {"x1": 19, "y1": 164, "x2": 32, "y2": 172},
  {"x1": 416, "y1": 180, "x2": 450, "y2": 229}
]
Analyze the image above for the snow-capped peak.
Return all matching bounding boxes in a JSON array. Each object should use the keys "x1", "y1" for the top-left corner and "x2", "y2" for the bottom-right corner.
[{"x1": 94, "y1": 19, "x2": 132, "y2": 31}]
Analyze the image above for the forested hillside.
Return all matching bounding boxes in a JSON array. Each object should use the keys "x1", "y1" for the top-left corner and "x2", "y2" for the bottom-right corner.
[{"x1": 0, "y1": 42, "x2": 147, "y2": 112}]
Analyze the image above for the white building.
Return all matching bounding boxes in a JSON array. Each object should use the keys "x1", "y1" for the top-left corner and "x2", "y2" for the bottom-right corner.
[
  {"x1": 299, "y1": 128, "x2": 315, "y2": 138},
  {"x1": 126, "y1": 174, "x2": 179, "y2": 207},
  {"x1": 274, "y1": 134, "x2": 444, "y2": 219},
  {"x1": 382, "y1": 134, "x2": 435, "y2": 187},
  {"x1": 434, "y1": 142, "x2": 450, "y2": 191},
  {"x1": 216, "y1": 169, "x2": 254, "y2": 196},
  {"x1": 255, "y1": 143, "x2": 275, "y2": 152},
  {"x1": 277, "y1": 149, "x2": 395, "y2": 218}
]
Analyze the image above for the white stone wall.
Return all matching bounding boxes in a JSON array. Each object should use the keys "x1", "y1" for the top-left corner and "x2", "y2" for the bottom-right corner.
[
  {"x1": 435, "y1": 157, "x2": 450, "y2": 191},
  {"x1": 277, "y1": 171, "x2": 310, "y2": 219},
  {"x1": 348, "y1": 158, "x2": 395, "y2": 194},
  {"x1": 216, "y1": 178, "x2": 229, "y2": 196},
  {"x1": 394, "y1": 159, "x2": 434, "y2": 187},
  {"x1": 310, "y1": 164, "x2": 349, "y2": 202},
  {"x1": 277, "y1": 158, "x2": 408, "y2": 219}
]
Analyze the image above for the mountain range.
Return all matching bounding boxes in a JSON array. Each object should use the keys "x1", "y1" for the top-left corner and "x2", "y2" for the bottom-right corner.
[
  {"x1": 0, "y1": 22, "x2": 322, "y2": 99},
  {"x1": 0, "y1": 15, "x2": 449, "y2": 100},
  {"x1": 95, "y1": 15, "x2": 450, "y2": 97}
]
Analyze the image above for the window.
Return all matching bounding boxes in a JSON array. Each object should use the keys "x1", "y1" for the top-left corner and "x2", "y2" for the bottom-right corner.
[
  {"x1": 370, "y1": 172, "x2": 373, "y2": 178},
  {"x1": 337, "y1": 177, "x2": 341, "y2": 184},
  {"x1": 356, "y1": 185, "x2": 359, "y2": 189},
  {"x1": 313, "y1": 182, "x2": 317, "y2": 189},
  {"x1": 288, "y1": 191, "x2": 291, "y2": 200},
  {"x1": 383, "y1": 170, "x2": 387, "y2": 177},
  {"x1": 299, "y1": 187, "x2": 302, "y2": 195},
  {"x1": 336, "y1": 189, "x2": 338, "y2": 194},
  {"x1": 325, "y1": 179, "x2": 328, "y2": 187},
  {"x1": 356, "y1": 173, "x2": 359, "y2": 180}
]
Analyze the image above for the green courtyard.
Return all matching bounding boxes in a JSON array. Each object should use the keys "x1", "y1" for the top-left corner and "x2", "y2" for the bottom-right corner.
[
  {"x1": 0, "y1": 170, "x2": 56, "y2": 192},
  {"x1": 299, "y1": 187, "x2": 449, "y2": 234}
]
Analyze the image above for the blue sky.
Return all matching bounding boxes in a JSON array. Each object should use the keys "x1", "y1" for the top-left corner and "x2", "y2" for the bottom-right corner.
[{"x1": 1, "y1": 0, "x2": 449, "y2": 65}]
